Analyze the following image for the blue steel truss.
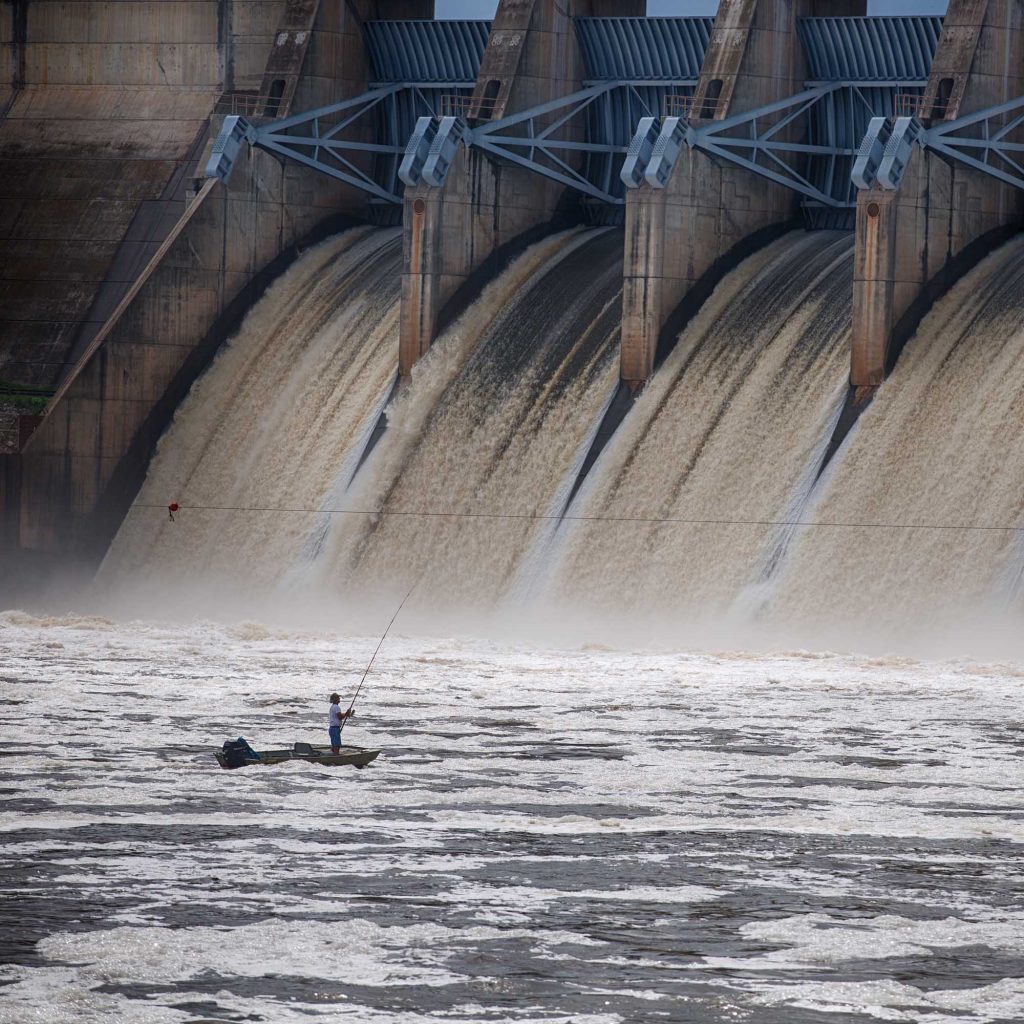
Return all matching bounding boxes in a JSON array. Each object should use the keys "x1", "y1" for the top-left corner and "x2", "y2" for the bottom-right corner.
[
  {"x1": 208, "y1": 14, "x2": 977, "y2": 217},
  {"x1": 208, "y1": 88, "x2": 417, "y2": 203},
  {"x1": 620, "y1": 16, "x2": 941, "y2": 227},
  {"x1": 574, "y1": 17, "x2": 709, "y2": 203},
  {"x1": 469, "y1": 84, "x2": 681, "y2": 204},
  {"x1": 854, "y1": 96, "x2": 1024, "y2": 193},
  {"x1": 403, "y1": 18, "x2": 711, "y2": 205},
  {"x1": 205, "y1": 20, "x2": 488, "y2": 204},
  {"x1": 925, "y1": 96, "x2": 1024, "y2": 189},
  {"x1": 401, "y1": 82, "x2": 702, "y2": 205},
  {"x1": 443, "y1": 16, "x2": 939, "y2": 212}
]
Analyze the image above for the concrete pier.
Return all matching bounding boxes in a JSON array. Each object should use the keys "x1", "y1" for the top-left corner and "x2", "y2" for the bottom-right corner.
[
  {"x1": 399, "y1": 0, "x2": 643, "y2": 376},
  {"x1": 620, "y1": 0, "x2": 867, "y2": 388},
  {"x1": 851, "y1": 0, "x2": 1024, "y2": 387}
]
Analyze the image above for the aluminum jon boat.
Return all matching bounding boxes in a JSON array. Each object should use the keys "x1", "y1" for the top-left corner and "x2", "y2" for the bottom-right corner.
[{"x1": 216, "y1": 740, "x2": 380, "y2": 770}]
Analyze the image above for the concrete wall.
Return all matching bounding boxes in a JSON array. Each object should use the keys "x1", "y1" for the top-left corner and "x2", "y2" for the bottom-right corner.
[
  {"x1": 851, "y1": 0, "x2": 1024, "y2": 388},
  {"x1": 0, "y1": 1, "x2": 232, "y2": 394},
  {"x1": 399, "y1": 0, "x2": 643, "y2": 375},
  {"x1": 2, "y1": 0, "x2": 432, "y2": 566},
  {"x1": 620, "y1": 0, "x2": 868, "y2": 387}
]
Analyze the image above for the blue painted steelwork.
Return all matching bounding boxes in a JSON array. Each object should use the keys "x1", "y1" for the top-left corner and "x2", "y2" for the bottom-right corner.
[
  {"x1": 205, "y1": 20, "x2": 490, "y2": 210},
  {"x1": 467, "y1": 15, "x2": 940, "y2": 215},
  {"x1": 575, "y1": 17, "x2": 712, "y2": 82},
  {"x1": 403, "y1": 85, "x2": 650, "y2": 204},
  {"x1": 364, "y1": 20, "x2": 489, "y2": 209},
  {"x1": 798, "y1": 16, "x2": 942, "y2": 82},
  {"x1": 365, "y1": 20, "x2": 490, "y2": 85},
  {"x1": 402, "y1": 18, "x2": 713, "y2": 207},
  {"x1": 855, "y1": 98, "x2": 1024, "y2": 193},
  {"x1": 574, "y1": 17, "x2": 711, "y2": 204},
  {"x1": 796, "y1": 16, "x2": 941, "y2": 223},
  {"x1": 210, "y1": 16, "x2": 710, "y2": 210},
  {"x1": 209, "y1": 89, "x2": 412, "y2": 203},
  {"x1": 621, "y1": 17, "x2": 943, "y2": 225}
]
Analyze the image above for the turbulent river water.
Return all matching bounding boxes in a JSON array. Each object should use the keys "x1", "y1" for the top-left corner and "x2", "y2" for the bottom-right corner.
[
  {"x1": 9, "y1": 225, "x2": 1024, "y2": 1022},
  {"x1": 2, "y1": 611, "x2": 1023, "y2": 1024}
]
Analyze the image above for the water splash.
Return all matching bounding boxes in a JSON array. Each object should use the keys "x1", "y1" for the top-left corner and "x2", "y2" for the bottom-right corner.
[
  {"x1": 101, "y1": 227, "x2": 403, "y2": 590},
  {"x1": 545, "y1": 231, "x2": 854, "y2": 621},
  {"x1": 316, "y1": 228, "x2": 624, "y2": 612},
  {"x1": 766, "y1": 234, "x2": 1024, "y2": 644}
]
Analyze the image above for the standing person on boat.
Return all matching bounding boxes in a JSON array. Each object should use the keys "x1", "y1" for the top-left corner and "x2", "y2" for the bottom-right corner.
[{"x1": 328, "y1": 693, "x2": 354, "y2": 754}]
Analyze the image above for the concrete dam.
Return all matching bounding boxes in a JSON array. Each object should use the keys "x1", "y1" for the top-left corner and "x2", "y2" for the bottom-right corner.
[{"x1": 4, "y1": 0, "x2": 1024, "y2": 645}]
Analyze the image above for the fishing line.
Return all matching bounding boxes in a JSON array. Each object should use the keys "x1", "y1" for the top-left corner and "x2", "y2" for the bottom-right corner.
[
  {"x1": 131, "y1": 501, "x2": 1024, "y2": 536},
  {"x1": 339, "y1": 583, "x2": 416, "y2": 737}
]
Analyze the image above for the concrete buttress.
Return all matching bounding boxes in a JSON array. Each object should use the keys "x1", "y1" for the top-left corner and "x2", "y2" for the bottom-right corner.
[
  {"x1": 851, "y1": 0, "x2": 1024, "y2": 387},
  {"x1": 619, "y1": 0, "x2": 866, "y2": 388},
  {"x1": 1, "y1": 0, "x2": 433, "y2": 572},
  {"x1": 398, "y1": 0, "x2": 643, "y2": 376}
]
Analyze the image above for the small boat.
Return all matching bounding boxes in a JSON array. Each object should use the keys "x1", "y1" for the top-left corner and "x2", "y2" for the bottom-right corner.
[{"x1": 216, "y1": 739, "x2": 380, "y2": 770}]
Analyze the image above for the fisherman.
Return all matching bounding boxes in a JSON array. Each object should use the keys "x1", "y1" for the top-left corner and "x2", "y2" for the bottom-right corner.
[{"x1": 328, "y1": 693, "x2": 354, "y2": 754}]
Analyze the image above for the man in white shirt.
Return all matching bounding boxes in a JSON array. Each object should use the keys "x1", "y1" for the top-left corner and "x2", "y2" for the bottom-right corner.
[{"x1": 328, "y1": 693, "x2": 354, "y2": 754}]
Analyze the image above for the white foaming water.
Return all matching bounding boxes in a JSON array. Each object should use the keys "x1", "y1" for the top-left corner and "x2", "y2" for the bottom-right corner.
[
  {"x1": 101, "y1": 227, "x2": 402, "y2": 593},
  {"x1": 316, "y1": 228, "x2": 623, "y2": 612},
  {"x1": 1, "y1": 612, "x2": 1023, "y2": 1022},
  {"x1": 767, "y1": 235, "x2": 1024, "y2": 647},
  {"x1": 545, "y1": 231, "x2": 853, "y2": 621}
]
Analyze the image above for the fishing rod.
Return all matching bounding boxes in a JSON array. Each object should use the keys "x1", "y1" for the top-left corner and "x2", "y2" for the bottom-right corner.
[{"x1": 339, "y1": 584, "x2": 416, "y2": 736}]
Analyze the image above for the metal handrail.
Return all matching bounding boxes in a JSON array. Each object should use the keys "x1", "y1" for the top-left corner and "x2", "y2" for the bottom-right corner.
[
  {"x1": 664, "y1": 93, "x2": 716, "y2": 121},
  {"x1": 895, "y1": 91, "x2": 953, "y2": 120},
  {"x1": 440, "y1": 93, "x2": 497, "y2": 121},
  {"x1": 216, "y1": 93, "x2": 286, "y2": 118},
  {"x1": 894, "y1": 92, "x2": 924, "y2": 118}
]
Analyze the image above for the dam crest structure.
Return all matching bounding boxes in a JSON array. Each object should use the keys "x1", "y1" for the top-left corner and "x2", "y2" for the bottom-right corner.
[{"x1": 3, "y1": 0, "x2": 1024, "y2": 633}]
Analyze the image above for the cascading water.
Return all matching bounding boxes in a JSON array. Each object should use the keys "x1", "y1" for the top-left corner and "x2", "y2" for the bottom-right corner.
[
  {"x1": 101, "y1": 226, "x2": 622, "y2": 618},
  {"x1": 99, "y1": 217, "x2": 1024, "y2": 648},
  {"x1": 544, "y1": 231, "x2": 854, "y2": 623},
  {"x1": 101, "y1": 227, "x2": 403, "y2": 591},
  {"x1": 316, "y1": 228, "x2": 624, "y2": 610},
  {"x1": 765, "y1": 235, "x2": 1024, "y2": 646}
]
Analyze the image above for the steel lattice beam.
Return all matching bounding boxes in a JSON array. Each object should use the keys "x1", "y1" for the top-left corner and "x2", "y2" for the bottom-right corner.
[
  {"x1": 467, "y1": 84, "x2": 673, "y2": 204},
  {"x1": 853, "y1": 94, "x2": 1024, "y2": 193},
  {"x1": 622, "y1": 82, "x2": 927, "y2": 208},
  {"x1": 206, "y1": 84, "x2": 471, "y2": 203},
  {"x1": 686, "y1": 84, "x2": 922, "y2": 208},
  {"x1": 924, "y1": 94, "x2": 1024, "y2": 190}
]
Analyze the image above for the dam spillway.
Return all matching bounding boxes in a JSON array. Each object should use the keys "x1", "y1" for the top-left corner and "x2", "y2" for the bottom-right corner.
[
  {"x1": 2, "y1": 0, "x2": 1024, "y2": 650},
  {"x1": 94, "y1": 220, "x2": 1024, "y2": 651},
  {"x1": 547, "y1": 231, "x2": 854, "y2": 624},
  {"x1": 103, "y1": 226, "x2": 626, "y2": 614},
  {"x1": 766, "y1": 235, "x2": 1024, "y2": 648},
  {"x1": 9, "y1": 5, "x2": 1024, "y2": 1019},
  {"x1": 315, "y1": 227, "x2": 623, "y2": 609},
  {"x1": 103, "y1": 228, "x2": 404, "y2": 590}
]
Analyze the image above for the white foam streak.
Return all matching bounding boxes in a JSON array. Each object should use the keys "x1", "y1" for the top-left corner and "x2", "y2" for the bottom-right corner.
[
  {"x1": 544, "y1": 231, "x2": 853, "y2": 622},
  {"x1": 315, "y1": 228, "x2": 622, "y2": 611}
]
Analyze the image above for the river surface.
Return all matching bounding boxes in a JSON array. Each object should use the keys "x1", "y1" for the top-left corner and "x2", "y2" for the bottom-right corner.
[{"x1": 1, "y1": 611, "x2": 1023, "y2": 1023}]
